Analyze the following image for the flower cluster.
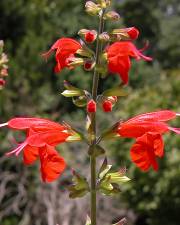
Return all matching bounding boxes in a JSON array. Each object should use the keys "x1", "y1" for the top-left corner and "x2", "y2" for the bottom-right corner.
[
  {"x1": 0, "y1": 118, "x2": 71, "y2": 182},
  {"x1": 0, "y1": 40, "x2": 8, "y2": 89},
  {"x1": 1, "y1": 0, "x2": 179, "y2": 187}
]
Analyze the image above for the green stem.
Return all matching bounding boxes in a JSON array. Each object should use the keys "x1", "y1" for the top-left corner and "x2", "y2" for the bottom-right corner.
[{"x1": 90, "y1": 10, "x2": 105, "y2": 225}]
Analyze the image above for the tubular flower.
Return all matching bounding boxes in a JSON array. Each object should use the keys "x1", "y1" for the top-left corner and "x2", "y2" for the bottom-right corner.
[
  {"x1": 0, "y1": 118, "x2": 71, "y2": 182},
  {"x1": 42, "y1": 38, "x2": 81, "y2": 73},
  {"x1": 117, "y1": 110, "x2": 180, "y2": 138},
  {"x1": 116, "y1": 110, "x2": 180, "y2": 172},
  {"x1": 130, "y1": 132, "x2": 164, "y2": 171},
  {"x1": 106, "y1": 41, "x2": 152, "y2": 84}
]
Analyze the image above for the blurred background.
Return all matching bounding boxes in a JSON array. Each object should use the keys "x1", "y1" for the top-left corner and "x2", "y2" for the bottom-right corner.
[{"x1": 0, "y1": 0, "x2": 180, "y2": 224}]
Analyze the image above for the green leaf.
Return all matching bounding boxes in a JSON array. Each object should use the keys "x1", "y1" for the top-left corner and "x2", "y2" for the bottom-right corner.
[
  {"x1": 102, "y1": 86, "x2": 128, "y2": 97},
  {"x1": 69, "y1": 187, "x2": 89, "y2": 199},
  {"x1": 98, "y1": 157, "x2": 107, "y2": 176},
  {"x1": 68, "y1": 170, "x2": 90, "y2": 199},
  {"x1": 61, "y1": 89, "x2": 84, "y2": 97},
  {"x1": 99, "y1": 164, "x2": 112, "y2": 179}
]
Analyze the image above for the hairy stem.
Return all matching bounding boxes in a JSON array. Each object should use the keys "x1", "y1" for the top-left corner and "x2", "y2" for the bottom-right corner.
[{"x1": 90, "y1": 10, "x2": 105, "y2": 225}]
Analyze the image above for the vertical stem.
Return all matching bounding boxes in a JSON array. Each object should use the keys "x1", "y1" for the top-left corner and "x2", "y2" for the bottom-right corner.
[{"x1": 90, "y1": 10, "x2": 105, "y2": 225}]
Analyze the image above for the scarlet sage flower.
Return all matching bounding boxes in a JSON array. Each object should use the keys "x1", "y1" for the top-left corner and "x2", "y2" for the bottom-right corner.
[
  {"x1": 116, "y1": 110, "x2": 180, "y2": 172},
  {"x1": 42, "y1": 38, "x2": 81, "y2": 73},
  {"x1": 117, "y1": 110, "x2": 180, "y2": 138},
  {"x1": 130, "y1": 132, "x2": 164, "y2": 171},
  {"x1": 107, "y1": 41, "x2": 152, "y2": 84},
  {"x1": 0, "y1": 118, "x2": 70, "y2": 182},
  {"x1": 0, "y1": 117, "x2": 70, "y2": 155}
]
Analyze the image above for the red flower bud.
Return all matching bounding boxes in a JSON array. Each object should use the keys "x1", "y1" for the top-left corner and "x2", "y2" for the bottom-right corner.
[
  {"x1": 85, "y1": 30, "x2": 97, "y2": 43},
  {"x1": 127, "y1": 27, "x2": 139, "y2": 40},
  {"x1": 0, "y1": 78, "x2": 6, "y2": 87},
  {"x1": 102, "y1": 100, "x2": 112, "y2": 112},
  {"x1": 84, "y1": 60, "x2": 95, "y2": 71},
  {"x1": 87, "y1": 100, "x2": 96, "y2": 113}
]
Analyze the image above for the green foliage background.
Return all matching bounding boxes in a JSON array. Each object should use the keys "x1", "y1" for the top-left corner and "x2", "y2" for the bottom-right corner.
[{"x1": 0, "y1": 0, "x2": 179, "y2": 224}]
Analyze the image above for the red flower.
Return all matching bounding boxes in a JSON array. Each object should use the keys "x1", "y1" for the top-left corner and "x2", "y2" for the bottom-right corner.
[
  {"x1": 130, "y1": 132, "x2": 164, "y2": 171},
  {"x1": 117, "y1": 110, "x2": 180, "y2": 138},
  {"x1": 42, "y1": 38, "x2": 81, "y2": 73},
  {"x1": 0, "y1": 117, "x2": 70, "y2": 182},
  {"x1": 87, "y1": 100, "x2": 96, "y2": 113},
  {"x1": 116, "y1": 110, "x2": 180, "y2": 172},
  {"x1": 107, "y1": 41, "x2": 152, "y2": 84}
]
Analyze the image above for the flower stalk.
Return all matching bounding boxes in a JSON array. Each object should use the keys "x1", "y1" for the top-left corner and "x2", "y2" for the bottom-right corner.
[{"x1": 90, "y1": 9, "x2": 105, "y2": 225}]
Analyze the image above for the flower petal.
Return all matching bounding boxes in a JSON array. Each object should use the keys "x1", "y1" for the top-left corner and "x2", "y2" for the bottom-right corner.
[
  {"x1": 118, "y1": 121, "x2": 168, "y2": 138},
  {"x1": 39, "y1": 145, "x2": 66, "y2": 182},
  {"x1": 7, "y1": 117, "x2": 65, "y2": 131},
  {"x1": 126, "y1": 110, "x2": 177, "y2": 123},
  {"x1": 27, "y1": 130, "x2": 70, "y2": 147},
  {"x1": 23, "y1": 145, "x2": 39, "y2": 165}
]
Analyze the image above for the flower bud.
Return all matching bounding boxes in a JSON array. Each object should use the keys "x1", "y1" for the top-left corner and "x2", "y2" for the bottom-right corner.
[
  {"x1": 87, "y1": 100, "x2": 96, "y2": 113},
  {"x1": 84, "y1": 60, "x2": 95, "y2": 71},
  {"x1": 0, "y1": 53, "x2": 8, "y2": 64},
  {"x1": 112, "y1": 27, "x2": 139, "y2": 40},
  {"x1": 78, "y1": 29, "x2": 97, "y2": 43},
  {"x1": 0, "y1": 78, "x2": 6, "y2": 88},
  {"x1": 105, "y1": 0, "x2": 111, "y2": 6},
  {"x1": 85, "y1": 30, "x2": 97, "y2": 43},
  {"x1": 102, "y1": 96, "x2": 117, "y2": 112},
  {"x1": 97, "y1": 0, "x2": 112, "y2": 8},
  {"x1": 97, "y1": 0, "x2": 106, "y2": 8},
  {"x1": 126, "y1": 27, "x2": 139, "y2": 40},
  {"x1": 103, "y1": 11, "x2": 120, "y2": 21},
  {"x1": 0, "y1": 68, "x2": 8, "y2": 77},
  {"x1": 99, "y1": 32, "x2": 110, "y2": 42},
  {"x1": 85, "y1": 1, "x2": 101, "y2": 16},
  {"x1": 102, "y1": 100, "x2": 112, "y2": 112}
]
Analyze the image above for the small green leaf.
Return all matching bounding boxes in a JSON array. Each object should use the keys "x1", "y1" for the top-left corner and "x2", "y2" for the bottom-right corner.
[
  {"x1": 72, "y1": 170, "x2": 89, "y2": 190},
  {"x1": 99, "y1": 165, "x2": 112, "y2": 179},
  {"x1": 68, "y1": 170, "x2": 90, "y2": 199},
  {"x1": 66, "y1": 133, "x2": 82, "y2": 142},
  {"x1": 69, "y1": 187, "x2": 88, "y2": 199},
  {"x1": 102, "y1": 86, "x2": 128, "y2": 97},
  {"x1": 98, "y1": 157, "x2": 107, "y2": 176},
  {"x1": 61, "y1": 90, "x2": 84, "y2": 97}
]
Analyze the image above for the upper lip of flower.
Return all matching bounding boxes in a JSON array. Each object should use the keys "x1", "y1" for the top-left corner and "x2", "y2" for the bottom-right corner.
[{"x1": 117, "y1": 110, "x2": 180, "y2": 138}]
